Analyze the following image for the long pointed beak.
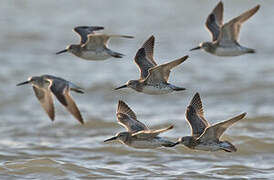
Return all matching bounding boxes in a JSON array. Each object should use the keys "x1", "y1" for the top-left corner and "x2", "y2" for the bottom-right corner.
[
  {"x1": 16, "y1": 81, "x2": 30, "y2": 86},
  {"x1": 172, "y1": 141, "x2": 180, "y2": 147},
  {"x1": 190, "y1": 46, "x2": 201, "y2": 51},
  {"x1": 104, "y1": 136, "x2": 117, "y2": 142},
  {"x1": 114, "y1": 84, "x2": 127, "y2": 90},
  {"x1": 56, "y1": 49, "x2": 68, "y2": 55}
]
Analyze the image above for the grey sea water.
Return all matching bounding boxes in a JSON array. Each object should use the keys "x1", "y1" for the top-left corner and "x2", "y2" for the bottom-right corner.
[{"x1": 0, "y1": 0, "x2": 274, "y2": 179}]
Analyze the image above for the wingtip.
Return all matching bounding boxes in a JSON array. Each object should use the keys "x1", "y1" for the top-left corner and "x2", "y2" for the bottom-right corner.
[
  {"x1": 251, "y1": 4, "x2": 260, "y2": 14},
  {"x1": 76, "y1": 114, "x2": 85, "y2": 124},
  {"x1": 142, "y1": 35, "x2": 155, "y2": 51},
  {"x1": 94, "y1": 26, "x2": 105, "y2": 30},
  {"x1": 241, "y1": 112, "x2": 247, "y2": 118},
  {"x1": 49, "y1": 116, "x2": 55, "y2": 122},
  {"x1": 194, "y1": 92, "x2": 200, "y2": 97},
  {"x1": 172, "y1": 55, "x2": 189, "y2": 66},
  {"x1": 181, "y1": 55, "x2": 189, "y2": 61},
  {"x1": 191, "y1": 92, "x2": 201, "y2": 103},
  {"x1": 79, "y1": 119, "x2": 84, "y2": 124},
  {"x1": 117, "y1": 100, "x2": 127, "y2": 112},
  {"x1": 168, "y1": 125, "x2": 174, "y2": 130},
  {"x1": 255, "y1": 4, "x2": 260, "y2": 10},
  {"x1": 213, "y1": 1, "x2": 224, "y2": 13},
  {"x1": 237, "y1": 112, "x2": 247, "y2": 119},
  {"x1": 148, "y1": 35, "x2": 155, "y2": 41},
  {"x1": 118, "y1": 100, "x2": 126, "y2": 106},
  {"x1": 188, "y1": 92, "x2": 204, "y2": 116},
  {"x1": 73, "y1": 26, "x2": 104, "y2": 31}
]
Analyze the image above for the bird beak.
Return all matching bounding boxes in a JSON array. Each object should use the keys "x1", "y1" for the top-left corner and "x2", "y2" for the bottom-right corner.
[
  {"x1": 104, "y1": 136, "x2": 117, "y2": 142},
  {"x1": 56, "y1": 49, "x2": 68, "y2": 55},
  {"x1": 16, "y1": 81, "x2": 30, "y2": 86},
  {"x1": 173, "y1": 141, "x2": 180, "y2": 146},
  {"x1": 114, "y1": 84, "x2": 127, "y2": 90},
  {"x1": 190, "y1": 46, "x2": 201, "y2": 51}
]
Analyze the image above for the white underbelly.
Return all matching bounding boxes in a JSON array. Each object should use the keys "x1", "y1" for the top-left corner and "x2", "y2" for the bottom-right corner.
[
  {"x1": 142, "y1": 85, "x2": 173, "y2": 95},
  {"x1": 128, "y1": 139, "x2": 162, "y2": 149},
  {"x1": 79, "y1": 50, "x2": 111, "y2": 60},
  {"x1": 213, "y1": 47, "x2": 246, "y2": 56}
]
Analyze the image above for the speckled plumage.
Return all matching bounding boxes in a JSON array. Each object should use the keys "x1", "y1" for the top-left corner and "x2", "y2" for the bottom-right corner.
[
  {"x1": 104, "y1": 101, "x2": 177, "y2": 149},
  {"x1": 115, "y1": 35, "x2": 188, "y2": 95},
  {"x1": 178, "y1": 93, "x2": 247, "y2": 152}
]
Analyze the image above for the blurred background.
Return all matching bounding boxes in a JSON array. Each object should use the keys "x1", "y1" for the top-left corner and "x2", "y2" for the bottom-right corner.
[{"x1": 0, "y1": 0, "x2": 273, "y2": 179}]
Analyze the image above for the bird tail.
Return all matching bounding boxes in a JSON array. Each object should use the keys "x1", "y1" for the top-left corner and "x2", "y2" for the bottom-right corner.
[
  {"x1": 109, "y1": 51, "x2": 124, "y2": 58},
  {"x1": 71, "y1": 88, "x2": 84, "y2": 94},
  {"x1": 162, "y1": 140, "x2": 179, "y2": 147},
  {"x1": 247, "y1": 48, "x2": 255, "y2": 54},
  {"x1": 69, "y1": 83, "x2": 84, "y2": 94},
  {"x1": 221, "y1": 141, "x2": 237, "y2": 152},
  {"x1": 170, "y1": 85, "x2": 186, "y2": 91}
]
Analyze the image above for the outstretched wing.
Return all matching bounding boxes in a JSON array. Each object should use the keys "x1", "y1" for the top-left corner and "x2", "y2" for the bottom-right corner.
[
  {"x1": 32, "y1": 86, "x2": 55, "y2": 121},
  {"x1": 145, "y1": 55, "x2": 188, "y2": 84},
  {"x1": 218, "y1": 5, "x2": 260, "y2": 45},
  {"x1": 185, "y1": 93, "x2": 209, "y2": 138},
  {"x1": 132, "y1": 125, "x2": 173, "y2": 139},
  {"x1": 205, "y1": 1, "x2": 223, "y2": 41},
  {"x1": 134, "y1": 48, "x2": 156, "y2": 79},
  {"x1": 49, "y1": 78, "x2": 84, "y2": 124},
  {"x1": 141, "y1": 35, "x2": 157, "y2": 66},
  {"x1": 84, "y1": 34, "x2": 133, "y2": 49},
  {"x1": 73, "y1": 26, "x2": 104, "y2": 44},
  {"x1": 116, "y1": 100, "x2": 148, "y2": 133},
  {"x1": 199, "y1": 113, "x2": 247, "y2": 141}
]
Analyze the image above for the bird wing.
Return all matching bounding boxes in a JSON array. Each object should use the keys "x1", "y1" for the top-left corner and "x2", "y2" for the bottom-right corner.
[
  {"x1": 141, "y1": 35, "x2": 157, "y2": 66},
  {"x1": 185, "y1": 93, "x2": 209, "y2": 138},
  {"x1": 134, "y1": 48, "x2": 156, "y2": 79},
  {"x1": 205, "y1": 1, "x2": 223, "y2": 41},
  {"x1": 145, "y1": 55, "x2": 188, "y2": 84},
  {"x1": 49, "y1": 78, "x2": 84, "y2": 124},
  {"x1": 132, "y1": 125, "x2": 173, "y2": 139},
  {"x1": 84, "y1": 34, "x2": 133, "y2": 49},
  {"x1": 218, "y1": 5, "x2": 260, "y2": 45},
  {"x1": 102, "y1": 34, "x2": 134, "y2": 45},
  {"x1": 73, "y1": 26, "x2": 104, "y2": 44},
  {"x1": 32, "y1": 86, "x2": 55, "y2": 121},
  {"x1": 198, "y1": 113, "x2": 247, "y2": 141},
  {"x1": 83, "y1": 34, "x2": 106, "y2": 50},
  {"x1": 116, "y1": 100, "x2": 148, "y2": 133}
]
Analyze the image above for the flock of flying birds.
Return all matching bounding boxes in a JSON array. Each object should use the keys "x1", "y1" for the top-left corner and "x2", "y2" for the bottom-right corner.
[{"x1": 17, "y1": 2, "x2": 260, "y2": 152}]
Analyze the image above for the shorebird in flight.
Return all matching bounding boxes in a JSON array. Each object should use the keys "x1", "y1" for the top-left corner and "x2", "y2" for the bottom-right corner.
[
  {"x1": 56, "y1": 26, "x2": 134, "y2": 60},
  {"x1": 104, "y1": 100, "x2": 177, "y2": 149},
  {"x1": 17, "y1": 75, "x2": 84, "y2": 124},
  {"x1": 190, "y1": 2, "x2": 260, "y2": 56},
  {"x1": 176, "y1": 93, "x2": 246, "y2": 152},
  {"x1": 115, "y1": 35, "x2": 188, "y2": 95}
]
